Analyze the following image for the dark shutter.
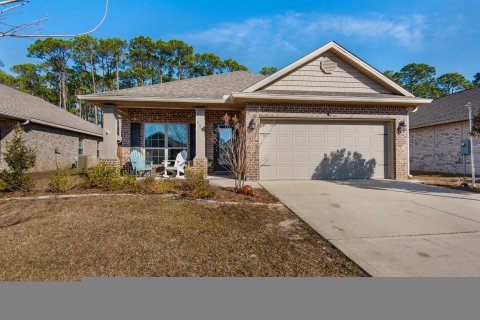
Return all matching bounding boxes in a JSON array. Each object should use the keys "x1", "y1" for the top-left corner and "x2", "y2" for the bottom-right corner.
[
  {"x1": 189, "y1": 123, "x2": 196, "y2": 160},
  {"x1": 131, "y1": 123, "x2": 141, "y2": 148}
]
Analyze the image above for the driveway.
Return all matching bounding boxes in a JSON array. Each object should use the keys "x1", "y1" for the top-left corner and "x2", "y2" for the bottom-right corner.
[{"x1": 260, "y1": 180, "x2": 480, "y2": 277}]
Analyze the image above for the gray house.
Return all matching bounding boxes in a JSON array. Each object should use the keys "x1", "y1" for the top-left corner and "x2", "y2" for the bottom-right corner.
[
  {"x1": 410, "y1": 87, "x2": 480, "y2": 175},
  {"x1": 0, "y1": 84, "x2": 103, "y2": 172},
  {"x1": 80, "y1": 41, "x2": 430, "y2": 180}
]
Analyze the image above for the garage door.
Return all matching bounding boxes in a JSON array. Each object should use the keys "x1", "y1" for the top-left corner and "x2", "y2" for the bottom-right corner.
[{"x1": 259, "y1": 121, "x2": 389, "y2": 180}]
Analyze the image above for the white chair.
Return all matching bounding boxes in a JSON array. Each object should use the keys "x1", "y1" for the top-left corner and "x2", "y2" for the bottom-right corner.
[{"x1": 165, "y1": 150, "x2": 187, "y2": 178}]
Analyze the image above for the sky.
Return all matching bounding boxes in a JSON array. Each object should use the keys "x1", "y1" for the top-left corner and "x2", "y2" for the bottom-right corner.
[{"x1": 1, "y1": 0, "x2": 479, "y2": 79}]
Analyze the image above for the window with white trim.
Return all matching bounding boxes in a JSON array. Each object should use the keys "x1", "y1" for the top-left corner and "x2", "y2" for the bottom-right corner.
[
  {"x1": 78, "y1": 138, "x2": 84, "y2": 155},
  {"x1": 144, "y1": 123, "x2": 188, "y2": 165}
]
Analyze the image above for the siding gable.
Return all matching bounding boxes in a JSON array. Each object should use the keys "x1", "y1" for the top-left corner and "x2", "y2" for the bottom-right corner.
[{"x1": 262, "y1": 50, "x2": 394, "y2": 95}]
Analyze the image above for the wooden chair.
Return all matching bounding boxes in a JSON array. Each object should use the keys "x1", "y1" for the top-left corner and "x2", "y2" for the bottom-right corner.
[{"x1": 130, "y1": 150, "x2": 153, "y2": 177}]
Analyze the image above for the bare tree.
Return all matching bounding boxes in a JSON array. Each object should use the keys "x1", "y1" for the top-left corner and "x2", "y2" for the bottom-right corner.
[
  {"x1": 215, "y1": 113, "x2": 248, "y2": 192},
  {"x1": 0, "y1": 0, "x2": 109, "y2": 38}
]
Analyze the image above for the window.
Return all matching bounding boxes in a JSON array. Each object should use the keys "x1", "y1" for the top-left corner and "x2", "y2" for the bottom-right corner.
[
  {"x1": 96, "y1": 141, "x2": 101, "y2": 158},
  {"x1": 78, "y1": 138, "x2": 84, "y2": 155},
  {"x1": 144, "y1": 123, "x2": 188, "y2": 165}
]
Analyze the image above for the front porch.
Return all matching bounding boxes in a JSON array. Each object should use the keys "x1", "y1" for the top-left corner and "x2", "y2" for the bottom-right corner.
[{"x1": 100, "y1": 105, "x2": 242, "y2": 176}]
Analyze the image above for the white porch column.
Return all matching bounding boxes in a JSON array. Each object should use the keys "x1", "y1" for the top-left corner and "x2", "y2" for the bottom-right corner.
[
  {"x1": 193, "y1": 107, "x2": 208, "y2": 171},
  {"x1": 102, "y1": 105, "x2": 119, "y2": 160}
]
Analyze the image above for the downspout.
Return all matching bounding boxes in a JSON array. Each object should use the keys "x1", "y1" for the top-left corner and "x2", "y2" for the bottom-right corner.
[{"x1": 407, "y1": 107, "x2": 418, "y2": 178}]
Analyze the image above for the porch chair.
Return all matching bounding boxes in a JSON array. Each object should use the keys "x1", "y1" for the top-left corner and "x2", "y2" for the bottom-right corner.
[
  {"x1": 165, "y1": 150, "x2": 187, "y2": 178},
  {"x1": 130, "y1": 150, "x2": 153, "y2": 177}
]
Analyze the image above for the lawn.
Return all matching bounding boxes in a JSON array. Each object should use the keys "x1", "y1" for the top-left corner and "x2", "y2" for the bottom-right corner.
[
  {"x1": 412, "y1": 173, "x2": 480, "y2": 193},
  {"x1": 0, "y1": 195, "x2": 366, "y2": 280}
]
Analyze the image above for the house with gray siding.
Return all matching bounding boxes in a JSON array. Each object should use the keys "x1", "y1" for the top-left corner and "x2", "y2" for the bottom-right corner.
[
  {"x1": 79, "y1": 41, "x2": 430, "y2": 180},
  {"x1": 0, "y1": 84, "x2": 103, "y2": 172},
  {"x1": 410, "y1": 87, "x2": 480, "y2": 175}
]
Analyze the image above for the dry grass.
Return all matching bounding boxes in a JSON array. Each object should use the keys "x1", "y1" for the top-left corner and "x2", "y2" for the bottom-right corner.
[
  {"x1": 0, "y1": 196, "x2": 366, "y2": 280},
  {"x1": 412, "y1": 173, "x2": 480, "y2": 193}
]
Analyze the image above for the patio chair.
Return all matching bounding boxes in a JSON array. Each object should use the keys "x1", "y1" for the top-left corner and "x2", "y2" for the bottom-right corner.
[
  {"x1": 165, "y1": 150, "x2": 187, "y2": 178},
  {"x1": 130, "y1": 150, "x2": 153, "y2": 177}
]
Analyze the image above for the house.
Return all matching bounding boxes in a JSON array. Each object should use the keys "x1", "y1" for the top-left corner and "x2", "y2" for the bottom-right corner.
[
  {"x1": 410, "y1": 87, "x2": 480, "y2": 175},
  {"x1": 0, "y1": 84, "x2": 103, "y2": 172},
  {"x1": 79, "y1": 41, "x2": 430, "y2": 180}
]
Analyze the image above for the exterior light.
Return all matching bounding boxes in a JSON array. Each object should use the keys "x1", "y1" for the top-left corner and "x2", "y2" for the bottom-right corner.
[
  {"x1": 248, "y1": 119, "x2": 257, "y2": 130},
  {"x1": 397, "y1": 121, "x2": 407, "y2": 134}
]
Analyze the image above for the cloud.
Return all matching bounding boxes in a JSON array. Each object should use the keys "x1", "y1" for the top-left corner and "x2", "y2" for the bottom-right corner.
[{"x1": 181, "y1": 13, "x2": 430, "y2": 51}]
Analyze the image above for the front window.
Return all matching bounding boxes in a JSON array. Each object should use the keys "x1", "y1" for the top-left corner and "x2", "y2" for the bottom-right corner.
[
  {"x1": 144, "y1": 123, "x2": 188, "y2": 165},
  {"x1": 96, "y1": 141, "x2": 101, "y2": 158},
  {"x1": 78, "y1": 138, "x2": 84, "y2": 155}
]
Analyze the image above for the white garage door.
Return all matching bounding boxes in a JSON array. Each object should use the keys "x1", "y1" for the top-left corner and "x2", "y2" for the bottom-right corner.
[{"x1": 259, "y1": 121, "x2": 389, "y2": 180}]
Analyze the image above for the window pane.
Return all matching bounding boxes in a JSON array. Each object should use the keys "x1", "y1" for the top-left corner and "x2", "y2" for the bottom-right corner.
[
  {"x1": 145, "y1": 149, "x2": 165, "y2": 165},
  {"x1": 145, "y1": 124, "x2": 165, "y2": 148},
  {"x1": 167, "y1": 124, "x2": 187, "y2": 149}
]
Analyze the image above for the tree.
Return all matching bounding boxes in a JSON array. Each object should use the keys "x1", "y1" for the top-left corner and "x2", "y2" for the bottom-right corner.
[
  {"x1": 260, "y1": 66, "x2": 278, "y2": 76},
  {"x1": 396, "y1": 63, "x2": 436, "y2": 96},
  {"x1": 472, "y1": 113, "x2": 480, "y2": 137},
  {"x1": 168, "y1": 40, "x2": 194, "y2": 80},
  {"x1": 436, "y1": 73, "x2": 473, "y2": 95},
  {"x1": 383, "y1": 70, "x2": 402, "y2": 86},
  {"x1": 192, "y1": 52, "x2": 224, "y2": 77},
  {"x1": 10, "y1": 63, "x2": 51, "y2": 99},
  {"x1": 0, "y1": 70, "x2": 17, "y2": 87},
  {"x1": 0, "y1": 0, "x2": 109, "y2": 38},
  {"x1": 127, "y1": 36, "x2": 157, "y2": 86},
  {"x1": 97, "y1": 38, "x2": 127, "y2": 90},
  {"x1": 0, "y1": 124, "x2": 36, "y2": 191},
  {"x1": 473, "y1": 73, "x2": 480, "y2": 87},
  {"x1": 223, "y1": 59, "x2": 248, "y2": 72},
  {"x1": 27, "y1": 38, "x2": 73, "y2": 109},
  {"x1": 154, "y1": 40, "x2": 173, "y2": 84}
]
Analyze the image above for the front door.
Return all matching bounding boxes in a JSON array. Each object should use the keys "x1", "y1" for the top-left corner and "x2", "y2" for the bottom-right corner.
[{"x1": 214, "y1": 124, "x2": 233, "y2": 174}]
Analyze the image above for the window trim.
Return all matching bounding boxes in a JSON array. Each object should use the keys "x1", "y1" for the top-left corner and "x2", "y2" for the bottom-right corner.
[
  {"x1": 144, "y1": 123, "x2": 188, "y2": 165},
  {"x1": 78, "y1": 138, "x2": 84, "y2": 156}
]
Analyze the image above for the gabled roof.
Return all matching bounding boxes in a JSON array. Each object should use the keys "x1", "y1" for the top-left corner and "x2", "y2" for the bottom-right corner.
[
  {"x1": 79, "y1": 71, "x2": 267, "y2": 104},
  {"x1": 242, "y1": 41, "x2": 414, "y2": 97},
  {"x1": 0, "y1": 84, "x2": 103, "y2": 137},
  {"x1": 410, "y1": 87, "x2": 480, "y2": 129}
]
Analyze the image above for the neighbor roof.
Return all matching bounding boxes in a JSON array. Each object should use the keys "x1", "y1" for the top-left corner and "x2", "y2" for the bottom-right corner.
[
  {"x1": 0, "y1": 84, "x2": 103, "y2": 137},
  {"x1": 410, "y1": 87, "x2": 480, "y2": 129},
  {"x1": 79, "y1": 71, "x2": 266, "y2": 103}
]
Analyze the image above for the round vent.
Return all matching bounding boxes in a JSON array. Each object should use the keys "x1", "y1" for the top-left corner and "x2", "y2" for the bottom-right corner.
[{"x1": 320, "y1": 57, "x2": 337, "y2": 74}]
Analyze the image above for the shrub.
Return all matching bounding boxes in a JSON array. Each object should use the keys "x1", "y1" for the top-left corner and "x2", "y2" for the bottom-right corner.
[
  {"x1": 83, "y1": 166, "x2": 140, "y2": 192},
  {"x1": 142, "y1": 176, "x2": 180, "y2": 194},
  {"x1": 184, "y1": 167, "x2": 210, "y2": 199},
  {"x1": 0, "y1": 124, "x2": 36, "y2": 192},
  {"x1": 48, "y1": 170, "x2": 73, "y2": 193},
  {"x1": 122, "y1": 175, "x2": 141, "y2": 193}
]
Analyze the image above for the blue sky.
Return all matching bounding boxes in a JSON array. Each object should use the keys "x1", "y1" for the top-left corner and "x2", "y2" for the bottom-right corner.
[{"x1": 1, "y1": 0, "x2": 479, "y2": 79}]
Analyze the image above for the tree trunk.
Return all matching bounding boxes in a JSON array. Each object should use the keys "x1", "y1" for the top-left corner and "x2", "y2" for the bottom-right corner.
[{"x1": 115, "y1": 58, "x2": 120, "y2": 90}]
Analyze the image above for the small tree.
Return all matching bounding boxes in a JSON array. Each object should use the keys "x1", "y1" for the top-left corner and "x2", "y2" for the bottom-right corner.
[
  {"x1": 0, "y1": 124, "x2": 36, "y2": 191},
  {"x1": 472, "y1": 113, "x2": 480, "y2": 137},
  {"x1": 216, "y1": 113, "x2": 247, "y2": 192}
]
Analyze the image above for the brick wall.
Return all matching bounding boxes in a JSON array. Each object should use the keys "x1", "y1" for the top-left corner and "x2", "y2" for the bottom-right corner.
[
  {"x1": 244, "y1": 103, "x2": 410, "y2": 180},
  {"x1": 0, "y1": 119, "x2": 101, "y2": 172},
  {"x1": 410, "y1": 121, "x2": 480, "y2": 175}
]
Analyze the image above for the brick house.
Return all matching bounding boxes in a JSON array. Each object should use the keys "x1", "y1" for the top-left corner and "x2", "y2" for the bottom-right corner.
[
  {"x1": 0, "y1": 84, "x2": 103, "y2": 172},
  {"x1": 80, "y1": 41, "x2": 430, "y2": 180},
  {"x1": 410, "y1": 87, "x2": 480, "y2": 175}
]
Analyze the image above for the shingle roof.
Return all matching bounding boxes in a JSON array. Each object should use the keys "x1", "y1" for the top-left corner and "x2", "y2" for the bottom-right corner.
[
  {"x1": 82, "y1": 71, "x2": 267, "y2": 100},
  {"x1": 0, "y1": 84, "x2": 103, "y2": 137},
  {"x1": 410, "y1": 87, "x2": 480, "y2": 129}
]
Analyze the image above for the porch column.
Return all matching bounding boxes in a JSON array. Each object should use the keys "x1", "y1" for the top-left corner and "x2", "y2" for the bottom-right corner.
[
  {"x1": 101, "y1": 105, "x2": 119, "y2": 166},
  {"x1": 193, "y1": 107, "x2": 208, "y2": 172}
]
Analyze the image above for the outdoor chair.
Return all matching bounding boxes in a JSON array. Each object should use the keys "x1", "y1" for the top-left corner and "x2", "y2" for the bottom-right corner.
[
  {"x1": 165, "y1": 150, "x2": 187, "y2": 178},
  {"x1": 130, "y1": 150, "x2": 153, "y2": 177}
]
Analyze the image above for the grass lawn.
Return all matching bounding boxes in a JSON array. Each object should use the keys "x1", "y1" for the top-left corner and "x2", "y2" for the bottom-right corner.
[
  {"x1": 412, "y1": 173, "x2": 480, "y2": 193},
  {"x1": 0, "y1": 195, "x2": 366, "y2": 280}
]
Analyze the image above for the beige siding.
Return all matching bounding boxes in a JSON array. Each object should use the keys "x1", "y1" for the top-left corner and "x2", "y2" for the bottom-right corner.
[
  {"x1": 410, "y1": 121, "x2": 480, "y2": 175},
  {"x1": 264, "y1": 51, "x2": 393, "y2": 94}
]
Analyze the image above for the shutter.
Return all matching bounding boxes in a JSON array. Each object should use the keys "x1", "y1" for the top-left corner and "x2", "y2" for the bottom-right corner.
[
  {"x1": 189, "y1": 123, "x2": 196, "y2": 160},
  {"x1": 131, "y1": 123, "x2": 141, "y2": 148}
]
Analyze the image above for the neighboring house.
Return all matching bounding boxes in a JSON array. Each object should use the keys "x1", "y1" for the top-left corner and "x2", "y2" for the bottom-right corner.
[
  {"x1": 410, "y1": 87, "x2": 480, "y2": 175},
  {"x1": 0, "y1": 84, "x2": 103, "y2": 172},
  {"x1": 79, "y1": 41, "x2": 430, "y2": 180}
]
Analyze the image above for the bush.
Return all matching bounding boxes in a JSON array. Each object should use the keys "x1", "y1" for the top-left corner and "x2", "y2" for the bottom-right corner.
[
  {"x1": 184, "y1": 167, "x2": 210, "y2": 199},
  {"x1": 142, "y1": 176, "x2": 181, "y2": 194},
  {"x1": 83, "y1": 165, "x2": 140, "y2": 192},
  {"x1": 48, "y1": 170, "x2": 73, "y2": 193},
  {"x1": 0, "y1": 124, "x2": 36, "y2": 192}
]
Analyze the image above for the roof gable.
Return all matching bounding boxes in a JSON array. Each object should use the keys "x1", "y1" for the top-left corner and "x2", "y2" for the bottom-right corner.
[{"x1": 243, "y1": 41, "x2": 414, "y2": 97}]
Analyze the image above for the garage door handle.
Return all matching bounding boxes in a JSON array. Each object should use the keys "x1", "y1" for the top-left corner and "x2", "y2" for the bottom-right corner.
[{"x1": 260, "y1": 164, "x2": 271, "y2": 167}]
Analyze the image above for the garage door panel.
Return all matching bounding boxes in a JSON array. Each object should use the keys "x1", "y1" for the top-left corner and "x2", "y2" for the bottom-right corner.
[{"x1": 260, "y1": 121, "x2": 389, "y2": 180}]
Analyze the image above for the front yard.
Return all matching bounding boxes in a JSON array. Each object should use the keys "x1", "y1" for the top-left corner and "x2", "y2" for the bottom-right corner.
[
  {"x1": 412, "y1": 173, "x2": 480, "y2": 193},
  {"x1": 0, "y1": 195, "x2": 366, "y2": 280}
]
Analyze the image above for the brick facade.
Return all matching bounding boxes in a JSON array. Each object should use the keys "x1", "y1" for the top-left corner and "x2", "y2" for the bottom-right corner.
[
  {"x1": 0, "y1": 119, "x2": 101, "y2": 172},
  {"x1": 244, "y1": 103, "x2": 411, "y2": 180},
  {"x1": 410, "y1": 121, "x2": 480, "y2": 175}
]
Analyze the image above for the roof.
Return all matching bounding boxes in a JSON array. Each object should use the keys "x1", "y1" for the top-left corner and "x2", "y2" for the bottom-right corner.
[
  {"x1": 80, "y1": 71, "x2": 266, "y2": 102},
  {"x1": 79, "y1": 42, "x2": 431, "y2": 107},
  {"x1": 0, "y1": 84, "x2": 103, "y2": 137},
  {"x1": 410, "y1": 87, "x2": 480, "y2": 129}
]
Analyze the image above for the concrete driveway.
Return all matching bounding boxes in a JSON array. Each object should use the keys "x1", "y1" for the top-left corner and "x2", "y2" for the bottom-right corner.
[{"x1": 260, "y1": 180, "x2": 480, "y2": 277}]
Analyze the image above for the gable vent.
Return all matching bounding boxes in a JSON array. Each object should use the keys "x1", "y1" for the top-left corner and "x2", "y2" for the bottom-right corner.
[{"x1": 320, "y1": 57, "x2": 337, "y2": 74}]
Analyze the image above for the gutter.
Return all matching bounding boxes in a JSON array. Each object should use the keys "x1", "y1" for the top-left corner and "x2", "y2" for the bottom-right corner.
[{"x1": 77, "y1": 95, "x2": 229, "y2": 105}]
